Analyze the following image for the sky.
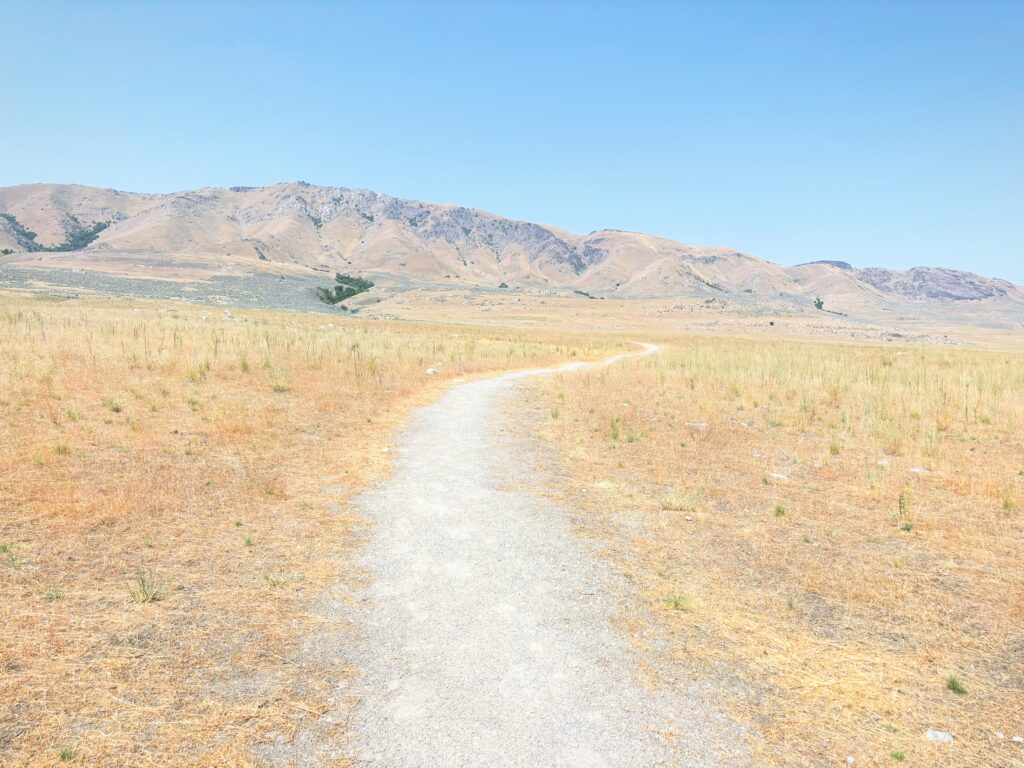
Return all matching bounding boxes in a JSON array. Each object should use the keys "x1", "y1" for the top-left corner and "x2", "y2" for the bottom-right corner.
[{"x1": 3, "y1": 1, "x2": 1022, "y2": 282}]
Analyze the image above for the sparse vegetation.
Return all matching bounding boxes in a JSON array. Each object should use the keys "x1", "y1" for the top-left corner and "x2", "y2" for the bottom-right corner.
[
  {"x1": 535, "y1": 336, "x2": 1024, "y2": 767},
  {"x1": 58, "y1": 215, "x2": 111, "y2": 251},
  {"x1": 666, "y1": 595, "x2": 689, "y2": 611},
  {"x1": 945, "y1": 675, "x2": 967, "y2": 694},
  {"x1": 0, "y1": 291, "x2": 622, "y2": 763},
  {"x1": 1, "y1": 212, "x2": 38, "y2": 243},
  {"x1": 660, "y1": 492, "x2": 697, "y2": 512},
  {"x1": 128, "y1": 571, "x2": 164, "y2": 604},
  {"x1": 897, "y1": 486, "x2": 911, "y2": 520},
  {"x1": 0, "y1": 211, "x2": 110, "y2": 251}
]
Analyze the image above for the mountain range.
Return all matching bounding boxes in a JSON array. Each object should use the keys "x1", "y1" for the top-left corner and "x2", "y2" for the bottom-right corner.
[{"x1": 1, "y1": 181, "x2": 1021, "y2": 325}]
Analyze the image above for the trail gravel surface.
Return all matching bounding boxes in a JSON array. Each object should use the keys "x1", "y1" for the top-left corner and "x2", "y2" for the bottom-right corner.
[{"x1": 346, "y1": 345, "x2": 748, "y2": 767}]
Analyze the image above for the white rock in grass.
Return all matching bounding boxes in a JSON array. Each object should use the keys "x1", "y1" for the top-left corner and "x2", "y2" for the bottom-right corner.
[
  {"x1": 425, "y1": 368, "x2": 440, "y2": 375},
  {"x1": 846, "y1": 758, "x2": 855, "y2": 766},
  {"x1": 877, "y1": 458, "x2": 890, "y2": 468},
  {"x1": 1012, "y1": 735, "x2": 1024, "y2": 744},
  {"x1": 924, "y1": 729, "x2": 955, "y2": 743},
  {"x1": 768, "y1": 472, "x2": 788, "y2": 482},
  {"x1": 909, "y1": 466, "x2": 930, "y2": 475}
]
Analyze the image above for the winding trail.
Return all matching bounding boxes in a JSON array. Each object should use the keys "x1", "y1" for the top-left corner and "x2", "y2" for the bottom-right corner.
[{"x1": 345, "y1": 343, "x2": 745, "y2": 767}]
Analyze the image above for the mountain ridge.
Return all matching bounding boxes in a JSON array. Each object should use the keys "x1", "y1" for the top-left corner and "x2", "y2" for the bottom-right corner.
[{"x1": 1, "y1": 181, "x2": 1021, "y2": 325}]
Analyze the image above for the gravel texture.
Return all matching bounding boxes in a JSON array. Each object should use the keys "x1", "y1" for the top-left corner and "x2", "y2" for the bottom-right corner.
[{"x1": 344, "y1": 347, "x2": 748, "y2": 767}]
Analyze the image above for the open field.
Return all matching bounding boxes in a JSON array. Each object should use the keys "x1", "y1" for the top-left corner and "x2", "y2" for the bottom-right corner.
[
  {"x1": 5, "y1": 265, "x2": 1024, "y2": 352},
  {"x1": 3, "y1": 284, "x2": 1022, "y2": 767},
  {"x1": 0, "y1": 291, "x2": 624, "y2": 767},
  {"x1": 528, "y1": 337, "x2": 1024, "y2": 767}
]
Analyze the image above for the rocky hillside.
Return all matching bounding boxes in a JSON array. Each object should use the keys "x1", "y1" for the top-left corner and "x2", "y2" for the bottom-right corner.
[{"x1": 1, "y1": 182, "x2": 1021, "y2": 323}]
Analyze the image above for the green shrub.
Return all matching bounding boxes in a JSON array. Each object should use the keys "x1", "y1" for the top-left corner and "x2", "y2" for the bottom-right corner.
[
  {"x1": 318, "y1": 273, "x2": 374, "y2": 305},
  {"x1": 1, "y1": 211, "x2": 109, "y2": 252}
]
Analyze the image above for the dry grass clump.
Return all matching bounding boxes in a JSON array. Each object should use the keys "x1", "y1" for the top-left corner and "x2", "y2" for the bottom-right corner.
[
  {"x1": 0, "y1": 292, "x2": 620, "y2": 766},
  {"x1": 532, "y1": 336, "x2": 1024, "y2": 767}
]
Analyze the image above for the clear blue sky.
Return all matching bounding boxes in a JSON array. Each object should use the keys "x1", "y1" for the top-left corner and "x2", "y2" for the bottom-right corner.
[{"x1": 4, "y1": 1, "x2": 1022, "y2": 282}]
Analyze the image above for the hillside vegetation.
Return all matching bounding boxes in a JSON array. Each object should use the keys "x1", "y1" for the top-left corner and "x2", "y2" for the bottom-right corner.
[
  {"x1": 0, "y1": 212, "x2": 110, "y2": 253},
  {"x1": 531, "y1": 338, "x2": 1024, "y2": 767}
]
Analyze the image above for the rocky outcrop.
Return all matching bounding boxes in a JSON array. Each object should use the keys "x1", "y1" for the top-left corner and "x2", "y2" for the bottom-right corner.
[{"x1": 857, "y1": 267, "x2": 1013, "y2": 302}]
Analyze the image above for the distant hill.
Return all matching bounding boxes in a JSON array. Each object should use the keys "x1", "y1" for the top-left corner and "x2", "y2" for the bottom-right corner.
[{"x1": 2, "y1": 181, "x2": 1022, "y2": 324}]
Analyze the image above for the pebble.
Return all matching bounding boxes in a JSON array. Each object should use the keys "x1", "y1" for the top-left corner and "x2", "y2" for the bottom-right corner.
[{"x1": 924, "y1": 729, "x2": 955, "y2": 743}]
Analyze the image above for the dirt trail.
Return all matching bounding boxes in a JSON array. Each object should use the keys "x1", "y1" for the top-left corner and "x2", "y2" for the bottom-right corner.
[{"x1": 343, "y1": 344, "x2": 747, "y2": 766}]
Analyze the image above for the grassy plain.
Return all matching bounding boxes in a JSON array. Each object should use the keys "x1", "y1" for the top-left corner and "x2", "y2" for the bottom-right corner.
[
  {"x1": 531, "y1": 336, "x2": 1024, "y2": 767},
  {"x1": 0, "y1": 292, "x2": 622, "y2": 766}
]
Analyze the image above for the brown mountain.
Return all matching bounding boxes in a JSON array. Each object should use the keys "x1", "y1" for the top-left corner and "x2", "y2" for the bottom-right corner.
[{"x1": 1, "y1": 181, "x2": 1021, "y2": 325}]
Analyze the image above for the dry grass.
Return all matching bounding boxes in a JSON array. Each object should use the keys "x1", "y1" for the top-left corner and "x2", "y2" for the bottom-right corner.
[
  {"x1": 0, "y1": 292, "x2": 622, "y2": 766},
  {"x1": 531, "y1": 336, "x2": 1024, "y2": 767}
]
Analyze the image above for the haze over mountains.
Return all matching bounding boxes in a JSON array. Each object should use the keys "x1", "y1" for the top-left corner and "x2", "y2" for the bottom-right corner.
[{"x1": 1, "y1": 181, "x2": 1021, "y2": 325}]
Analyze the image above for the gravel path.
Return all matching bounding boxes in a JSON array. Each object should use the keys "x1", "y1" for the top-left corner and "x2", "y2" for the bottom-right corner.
[{"x1": 346, "y1": 345, "x2": 747, "y2": 767}]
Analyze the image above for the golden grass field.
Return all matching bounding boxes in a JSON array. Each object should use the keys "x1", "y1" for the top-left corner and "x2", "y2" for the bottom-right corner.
[
  {"x1": 4, "y1": 285, "x2": 1023, "y2": 768},
  {"x1": 530, "y1": 336, "x2": 1024, "y2": 767},
  {"x1": 0, "y1": 292, "x2": 623, "y2": 767}
]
